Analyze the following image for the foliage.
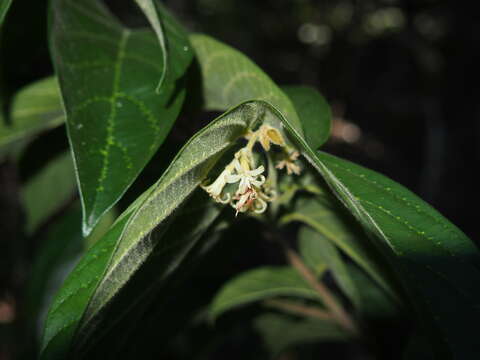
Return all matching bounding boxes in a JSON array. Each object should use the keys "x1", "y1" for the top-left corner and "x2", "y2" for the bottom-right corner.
[{"x1": 0, "y1": 1, "x2": 478, "y2": 359}]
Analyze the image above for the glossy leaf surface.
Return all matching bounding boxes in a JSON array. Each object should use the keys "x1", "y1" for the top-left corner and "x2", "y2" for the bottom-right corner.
[
  {"x1": 209, "y1": 266, "x2": 319, "y2": 320},
  {"x1": 50, "y1": 0, "x2": 193, "y2": 235},
  {"x1": 283, "y1": 85, "x2": 331, "y2": 149}
]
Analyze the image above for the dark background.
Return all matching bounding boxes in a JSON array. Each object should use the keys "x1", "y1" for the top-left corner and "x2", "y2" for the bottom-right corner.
[{"x1": 1, "y1": 0, "x2": 479, "y2": 359}]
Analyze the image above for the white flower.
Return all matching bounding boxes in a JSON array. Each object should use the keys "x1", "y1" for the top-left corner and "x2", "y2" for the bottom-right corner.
[
  {"x1": 201, "y1": 167, "x2": 232, "y2": 203},
  {"x1": 231, "y1": 188, "x2": 268, "y2": 215},
  {"x1": 226, "y1": 158, "x2": 266, "y2": 195}
]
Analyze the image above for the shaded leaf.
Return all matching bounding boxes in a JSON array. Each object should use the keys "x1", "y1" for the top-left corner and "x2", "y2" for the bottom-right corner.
[
  {"x1": 0, "y1": 0, "x2": 12, "y2": 25},
  {"x1": 50, "y1": 0, "x2": 193, "y2": 235},
  {"x1": 22, "y1": 151, "x2": 76, "y2": 234},
  {"x1": 299, "y1": 225, "x2": 360, "y2": 308},
  {"x1": 209, "y1": 266, "x2": 319, "y2": 320},
  {"x1": 281, "y1": 196, "x2": 394, "y2": 299},
  {"x1": 25, "y1": 205, "x2": 84, "y2": 336},
  {"x1": 346, "y1": 264, "x2": 398, "y2": 319},
  {"x1": 283, "y1": 85, "x2": 331, "y2": 149},
  {"x1": 189, "y1": 33, "x2": 303, "y2": 135},
  {"x1": 254, "y1": 312, "x2": 348, "y2": 357},
  {"x1": 0, "y1": 76, "x2": 63, "y2": 148}
]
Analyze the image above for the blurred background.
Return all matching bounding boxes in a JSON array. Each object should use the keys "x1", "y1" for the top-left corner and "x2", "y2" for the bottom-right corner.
[{"x1": 1, "y1": 0, "x2": 479, "y2": 359}]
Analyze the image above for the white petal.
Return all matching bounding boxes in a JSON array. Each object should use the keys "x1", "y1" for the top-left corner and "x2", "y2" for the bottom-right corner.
[{"x1": 249, "y1": 165, "x2": 264, "y2": 177}]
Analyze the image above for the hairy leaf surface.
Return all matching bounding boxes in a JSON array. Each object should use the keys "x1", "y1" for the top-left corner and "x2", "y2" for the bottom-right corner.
[
  {"x1": 50, "y1": 0, "x2": 193, "y2": 235},
  {"x1": 40, "y1": 101, "x2": 267, "y2": 359},
  {"x1": 190, "y1": 33, "x2": 303, "y2": 135}
]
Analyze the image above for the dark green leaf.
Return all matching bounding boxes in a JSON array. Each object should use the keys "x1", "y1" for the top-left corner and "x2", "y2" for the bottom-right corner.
[
  {"x1": 346, "y1": 264, "x2": 398, "y2": 319},
  {"x1": 281, "y1": 196, "x2": 394, "y2": 299},
  {"x1": 50, "y1": 0, "x2": 193, "y2": 235},
  {"x1": 299, "y1": 226, "x2": 360, "y2": 308},
  {"x1": 0, "y1": 76, "x2": 63, "y2": 148},
  {"x1": 209, "y1": 266, "x2": 320, "y2": 320},
  {"x1": 0, "y1": 0, "x2": 12, "y2": 25},
  {"x1": 308, "y1": 151, "x2": 480, "y2": 358},
  {"x1": 40, "y1": 101, "x2": 268, "y2": 359},
  {"x1": 255, "y1": 312, "x2": 348, "y2": 357},
  {"x1": 25, "y1": 205, "x2": 84, "y2": 334},
  {"x1": 133, "y1": 0, "x2": 167, "y2": 92},
  {"x1": 282, "y1": 85, "x2": 331, "y2": 149},
  {"x1": 189, "y1": 33, "x2": 303, "y2": 135},
  {"x1": 22, "y1": 151, "x2": 76, "y2": 234}
]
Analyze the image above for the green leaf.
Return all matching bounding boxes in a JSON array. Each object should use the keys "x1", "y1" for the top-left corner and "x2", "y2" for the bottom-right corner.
[
  {"x1": 269, "y1": 106, "x2": 480, "y2": 357},
  {"x1": 254, "y1": 312, "x2": 348, "y2": 357},
  {"x1": 22, "y1": 151, "x2": 77, "y2": 234},
  {"x1": 40, "y1": 101, "x2": 269, "y2": 359},
  {"x1": 299, "y1": 226, "x2": 360, "y2": 308},
  {"x1": 189, "y1": 33, "x2": 303, "y2": 136},
  {"x1": 0, "y1": 0, "x2": 12, "y2": 25},
  {"x1": 133, "y1": 0, "x2": 167, "y2": 92},
  {"x1": 0, "y1": 76, "x2": 64, "y2": 148},
  {"x1": 49, "y1": 0, "x2": 193, "y2": 235},
  {"x1": 209, "y1": 266, "x2": 320, "y2": 320},
  {"x1": 25, "y1": 204, "x2": 84, "y2": 332},
  {"x1": 346, "y1": 264, "x2": 398, "y2": 319},
  {"x1": 282, "y1": 85, "x2": 331, "y2": 149},
  {"x1": 281, "y1": 196, "x2": 394, "y2": 300},
  {"x1": 306, "y1": 151, "x2": 480, "y2": 358}
]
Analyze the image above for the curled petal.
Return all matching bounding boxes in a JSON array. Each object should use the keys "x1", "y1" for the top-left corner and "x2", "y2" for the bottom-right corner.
[{"x1": 253, "y1": 198, "x2": 267, "y2": 214}]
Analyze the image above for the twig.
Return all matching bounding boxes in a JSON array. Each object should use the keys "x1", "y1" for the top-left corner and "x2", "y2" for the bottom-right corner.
[{"x1": 283, "y1": 243, "x2": 359, "y2": 335}]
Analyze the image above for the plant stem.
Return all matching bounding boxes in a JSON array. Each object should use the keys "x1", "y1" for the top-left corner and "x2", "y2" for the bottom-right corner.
[
  {"x1": 283, "y1": 244, "x2": 359, "y2": 335},
  {"x1": 263, "y1": 299, "x2": 332, "y2": 321}
]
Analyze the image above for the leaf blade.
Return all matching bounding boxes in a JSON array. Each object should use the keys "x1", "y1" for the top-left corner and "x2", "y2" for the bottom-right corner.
[{"x1": 50, "y1": 0, "x2": 193, "y2": 235}]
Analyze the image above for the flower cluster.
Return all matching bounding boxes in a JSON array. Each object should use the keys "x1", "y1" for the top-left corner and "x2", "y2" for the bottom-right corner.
[{"x1": 201, "y1": 124, "x2": 301, "y2": 215}]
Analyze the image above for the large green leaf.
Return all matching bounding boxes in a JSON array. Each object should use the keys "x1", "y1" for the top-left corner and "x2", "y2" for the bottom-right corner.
[
  {"x1": 40, "y1": 101, "x2": 267, "y2": 359},
  {"x1": 22, "y1": 151, "x2": 77, "y2": 234},
  {"x1": 189, "y1": 33, "x2": 303, "y2": 136},
  {"x1": 0, "y1": 0, "x2": 12, "y2": 25},
  {"x1": 255, "y1": 312, "x2": 348, "y2": 357},
  {"x1": 209, "y1": 266, "x2": 320, "y2": 320},
  {"x1": 282, "y1": 85, "x2": 331, "y2": 149},
  {"x1": 308, "y1": 151, "x2": 480, "y2": 358},
  {"x1": 49, "y1": 0, "x2": 193, "y2": 235},
  {"x1": 281, "y1": 196, "x2": 393, "y2": 299},
  {"x1": 0, "y1": 76, "x2": 63, "y2": 148},
  {"x1": 299, "y1": 226, "x2": 360, "y2": 309}
]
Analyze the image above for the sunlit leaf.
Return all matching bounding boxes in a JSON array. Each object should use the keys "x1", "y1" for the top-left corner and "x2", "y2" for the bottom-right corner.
[
  {"x1": 22, "y1": 151, "x2": 76, "y2": 234},
  {"x1": 299, "y1": 226, "x2": 361, "y2": 308},
  {"x1": 283, "y1": 85, "x2": 331, "y2": 149},
  {"x1": 50, "y1": 0, "x2": 193, "y2": 235},
  {"x1": 209, "y1": 266, "x2": 320, "y2": 320}
]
